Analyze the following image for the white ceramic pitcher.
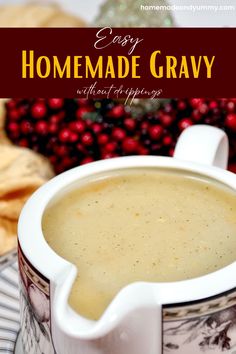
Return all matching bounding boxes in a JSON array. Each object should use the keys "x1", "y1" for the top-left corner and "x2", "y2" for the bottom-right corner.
[{"x1": 18, "y1": 125, "x2": 236, "y2": 354}]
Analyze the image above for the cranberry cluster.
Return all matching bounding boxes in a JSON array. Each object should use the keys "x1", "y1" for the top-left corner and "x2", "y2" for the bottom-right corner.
[{"x1": 4, "y1": 98, "x2": 236, "y2": 174}]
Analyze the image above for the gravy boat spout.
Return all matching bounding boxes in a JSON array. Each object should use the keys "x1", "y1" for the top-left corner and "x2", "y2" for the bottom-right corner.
[{"x1": 52, "y1": 267, "x2": 162, "y2": 354}]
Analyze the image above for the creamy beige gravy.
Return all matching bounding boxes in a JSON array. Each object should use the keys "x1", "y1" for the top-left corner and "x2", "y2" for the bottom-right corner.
[{"x1": 42, "y1": 169, "x2": 236, "y2": 320}]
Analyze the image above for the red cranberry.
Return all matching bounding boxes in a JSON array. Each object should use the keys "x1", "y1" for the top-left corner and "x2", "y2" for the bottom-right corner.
[
  {"x1": 59, "y1": 128, "x2": 71, "y2": 143},
  {"x1": 163, "y1": 103, "x2": 173, "y2": 113},
  {"x1": 178, "y1": 118, "x2": 193, "y2": 131},
  {"x1": 226, "y1": 101, "x2": 235, "y2": 113},
  {"x1": 225, "y1": 114, "x2": 236, "y2": 132},
  {"x1": 177, "y1": 101, "x2": 186, "y2": 110},
  {"x1": 109, "y1": 105, "x2": 125, "y2": 118},
  {"x1": 149, "y1": 125, "x2": 163, "y2": 141},
  {"x1": 91, "y1": 123, "x2": 102, "y2": 134},
  {"x1": 69, "y1": 132, "x2": 79, "y2": 143},
  {"x1": 141, "y1": 121, "x2": 150, "y2": 134},
  {"x1": 124, "y1": 118, "x2": 136, "y2": 131},
  {"x1": 199, "y1": 103, "x2": 209, "y2": 115},
  {"x1": 76, "y1": 107, "x2": 91, "y2": 119},
  {"x1": 35, "y1": 121, "x2": 48, "y2": 135},
  {"x1": 160, "y1": 114, "x2": 173, "y2": 127},
  {"x1": 101, "y1": 152, "x2": 118, "y2": 159},
  {"x1": 31, "y1": 102, "x2": 47, "y2": 119},
  {"x1": 85, "y1": 119, "x2": 93, "y2": 127},
  {"x1": 6, "y1": 97, "x2": 236, "y2": 176},
  {"x1": 18, "y1": 139, "x2": 29, "y2": 147},
  {"x1": 77, "y1": 99, "x2": 89, "y2": 106},
  {"x1": 9, "y1": 109, "x2": 20, "y2": 121},
  {"x1": 81, "y1": 132, "x2": 94, "y2": 146},
  {"x1": 112, "y1": 127, "x2": 126, "y2": 141},
  {"x1": 138, "y1": 146, "x2": 149, "y2": 155},
  {"x1": 48, "y1": 99, "x2": 64, "y2": 110},
  {"x1": 190, "y1": 98, "x2": 203, "y2": 108},
  {"x1": 55, "y1": 145, "x2": 69, "y2": 157},
  {"x1": 104, "y1": 142, "x2": 117, "y2": 153},
  {"x1": 98, "y1": 134, "x2": 109, "y2": 145},
  {"x1": 122, "y1": 138, "x2": 139, "y2": 153},
  {"x1": 76, "y1": 143, "x2": 86, "y2": 154},
  {"x1": 192, "y1": 109, "x2": 202, "y2": 121},
  {"x1": 70, "y1": 121, "x2": 86, "y2": 134},
  {"x1": 163, "y1": 135, "x2": 172, "y2": 146},
  {"x1": 80, "y1": 157, "x2": 94, "y2": 165},
  {"x1": 6, "y1": 100, "x2": 16, "y2": 110},
  {"x1": 50, "y1": 114, "x2": 62, "y2": 124},
  {"x1": 141, "y1": 121, "x2": 149, "y2": 131},
  {"x1": 18, "y1": 106, "x2": 28, "y2": 117},
  {"x1": 209, "y1": 101, "x2": 218, "y2": 110},
  {"x1": 20, "y1": 120, "x2": 33, "y2": 135},
  {"x1": 61, "y1": 157, "x2": 73, "y2": 169},
  {"x1": 49, "y1": 156, "x2": 57, "y2": 165},
  {"x1": 49, "y1": 123, "x2": 58, "y2": 134}
]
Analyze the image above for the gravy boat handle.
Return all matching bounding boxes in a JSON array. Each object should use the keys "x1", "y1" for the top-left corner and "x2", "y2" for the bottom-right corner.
[{"x1": 174, "y1": 124, "x2": 229, "y2": 169}]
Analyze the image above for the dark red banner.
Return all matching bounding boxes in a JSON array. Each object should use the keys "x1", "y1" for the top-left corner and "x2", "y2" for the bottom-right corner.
[{"x1": 0, "y1": 28, "x2": 235, "y2": 99}]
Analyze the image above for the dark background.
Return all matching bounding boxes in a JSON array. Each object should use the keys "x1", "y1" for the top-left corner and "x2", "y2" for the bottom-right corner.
[{"x1": 0, "y1": 28, "x2": 235, "y2": 98}]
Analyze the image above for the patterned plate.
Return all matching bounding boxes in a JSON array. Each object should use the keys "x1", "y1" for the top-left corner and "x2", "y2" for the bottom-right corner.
[{"x1": 0, "y1": 250, "x2": 20, "y2": 354}]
